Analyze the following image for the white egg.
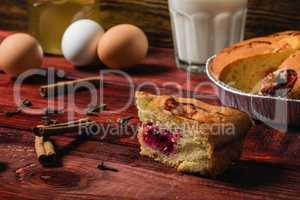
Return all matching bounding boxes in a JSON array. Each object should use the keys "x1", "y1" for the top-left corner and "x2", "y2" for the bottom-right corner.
[{"x1": 61, "y1": 19, "x2": 104, "y2": 66}]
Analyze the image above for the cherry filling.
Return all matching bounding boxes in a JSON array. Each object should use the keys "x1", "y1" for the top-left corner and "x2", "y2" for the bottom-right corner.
[
  {"x1": 142, "y1": 123, "x2": 181, "y2": 155},
  {"x1": 259, "y1": 69, "x2": 297, "y2": 97}
]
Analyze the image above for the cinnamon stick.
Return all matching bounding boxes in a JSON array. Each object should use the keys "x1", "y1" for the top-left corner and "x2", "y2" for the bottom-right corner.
[
  {"x1": 32, "y1": 118, "x2": 97, "y2": 137},
  {"x1": 40, "y1": 76, "x2": 102, "y2": 97},
  {"x1": 35, "y1": 136, "x2": 57, "y2": 167}
]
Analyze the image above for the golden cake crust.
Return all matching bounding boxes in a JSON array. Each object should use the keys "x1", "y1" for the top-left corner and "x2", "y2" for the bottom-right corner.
[
  {"x1": 135, "y1": 91, "x2": 252, "y2": 149},
  {"x1": 210, "y1": 31, "x2": 300, "y2": 80}
]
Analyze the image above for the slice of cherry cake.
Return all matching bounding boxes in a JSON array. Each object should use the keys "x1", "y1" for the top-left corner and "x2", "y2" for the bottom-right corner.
[{"x1": 135, "y1": 92, "x2": 252, "y2": 177}]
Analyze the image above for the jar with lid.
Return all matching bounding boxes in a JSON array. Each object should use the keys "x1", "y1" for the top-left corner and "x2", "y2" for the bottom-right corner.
[{"x1": 28, "y1": 0, "x2": 101, "y2": 55}]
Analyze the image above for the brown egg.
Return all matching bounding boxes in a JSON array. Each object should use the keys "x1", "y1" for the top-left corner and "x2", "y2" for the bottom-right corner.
[
  {"x1": 0, "y1": 33, "x2": 43, "y2": 77},
  {"x1": 97, "y1": 24, "x2": 148, "y2": 69}
]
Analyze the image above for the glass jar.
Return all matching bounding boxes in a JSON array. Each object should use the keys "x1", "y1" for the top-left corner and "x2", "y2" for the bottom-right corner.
[{"x1": 28, "y1": 0, "x2": 101, "y2": 55}]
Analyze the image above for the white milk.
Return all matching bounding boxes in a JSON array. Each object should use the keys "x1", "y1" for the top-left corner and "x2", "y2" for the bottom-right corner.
[{"x1": 169, "y1": 0, "x2": 248, "y2": 71}]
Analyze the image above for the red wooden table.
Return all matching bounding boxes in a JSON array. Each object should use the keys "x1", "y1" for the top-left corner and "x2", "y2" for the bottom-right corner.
[{"x1": 0, "y1": 31, "x2": 300, "y2": 200}]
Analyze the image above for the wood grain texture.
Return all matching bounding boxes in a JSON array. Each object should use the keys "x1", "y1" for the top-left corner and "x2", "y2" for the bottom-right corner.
[
  {"x1": 2, "y1": 0, "x2": 300, "y2": 47},
  {"x1": 1, "y1": 127, "x2": 300, "y2": 200},
  {"x1": 0, "y1": 0, "x2": 27, "y2": 31},
  {"x1": 99, "y1": 0, "x2": 172, "y2": 47},
  {"x1": 246, "y1": 0, "x2": 300, "y2": 38},
  {"x1": 0, "y1": 30, "x2": 299, "y2": 199}
]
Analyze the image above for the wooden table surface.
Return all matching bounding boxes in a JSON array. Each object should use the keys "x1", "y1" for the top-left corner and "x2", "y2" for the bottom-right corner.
[{"x1": 0, "y1": 31, "x2": 300, "y2": 200}]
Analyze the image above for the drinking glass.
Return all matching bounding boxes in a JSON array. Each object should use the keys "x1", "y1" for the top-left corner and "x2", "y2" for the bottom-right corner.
[{"x1": 169, "y1": 0, "x2": 248, "y2": 73}]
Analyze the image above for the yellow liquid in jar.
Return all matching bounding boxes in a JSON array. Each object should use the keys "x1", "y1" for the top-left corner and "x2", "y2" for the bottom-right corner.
[{"x1": 28, "y1": 0, "x2": 101, "y2": 55}]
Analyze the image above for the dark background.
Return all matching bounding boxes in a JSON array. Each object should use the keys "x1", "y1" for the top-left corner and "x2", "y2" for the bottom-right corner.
[{"x1": 1, "y1": 0, "x2": 300, "y2": 47}]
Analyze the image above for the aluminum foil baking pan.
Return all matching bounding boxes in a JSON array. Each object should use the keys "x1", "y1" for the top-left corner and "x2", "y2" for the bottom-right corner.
[{"x1": 206, "y1": 56, "x2": 300, "y2": 130}]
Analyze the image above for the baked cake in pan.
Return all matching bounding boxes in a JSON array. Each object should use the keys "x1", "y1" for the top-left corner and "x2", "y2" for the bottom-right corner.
[
  {"x1": 135, "y1": 92, "x2": 252, "y2": 177},
  {"x1": 210, "y1": 31, "x2": 300, "y2": 95}
]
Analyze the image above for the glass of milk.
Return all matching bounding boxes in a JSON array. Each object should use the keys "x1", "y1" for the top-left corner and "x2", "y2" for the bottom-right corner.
[{"x1": 169, "y1": 0, "x2": 248, "y2": 73}]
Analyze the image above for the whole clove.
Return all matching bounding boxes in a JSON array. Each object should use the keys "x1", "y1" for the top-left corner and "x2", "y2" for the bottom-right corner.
[
  {"x1": 21, "y1": 99, "x2": 32, "y2": 108},
  {"x1": 4, "y1": 99, "x2": 33, "y2": 117},
  {"x1": 3, "y1": 99, "x2": 64, "y2": 117},
  {"x1": 4, "y1": 110, "x2": 21, "y2": 117},
  {"x1": 97, "y1": 162, "x2": 118, "y2": 172},
  {"x1": 86, "y1": 104, "x2": 107, "y2": 116},
  {"x1": 118, "y1": 116, "x2": 134, "y2": 126}
]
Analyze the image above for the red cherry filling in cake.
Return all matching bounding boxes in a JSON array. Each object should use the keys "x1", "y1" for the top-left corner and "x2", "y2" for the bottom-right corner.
[
  {"x1": 142, "y1": 123, "x2": 181, "y2": 155},
  {"x1": 259, "y1": 69, "x2": 297, "y2": 97}
]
